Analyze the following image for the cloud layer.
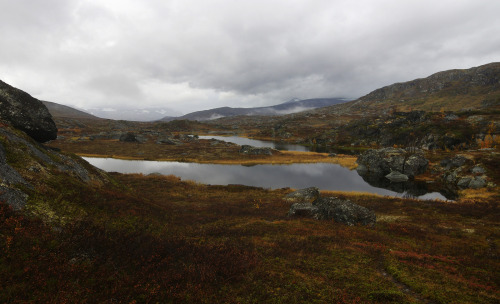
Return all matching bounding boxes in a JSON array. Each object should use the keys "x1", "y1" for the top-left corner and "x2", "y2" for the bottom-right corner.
[{"x1": 1, "y1": 0, "x2": 499, "y2": 118}]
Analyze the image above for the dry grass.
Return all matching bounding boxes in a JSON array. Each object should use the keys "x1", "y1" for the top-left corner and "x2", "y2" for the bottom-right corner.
[{"x1": 60, "y1": 141, "x2": 358, "y2": 167}]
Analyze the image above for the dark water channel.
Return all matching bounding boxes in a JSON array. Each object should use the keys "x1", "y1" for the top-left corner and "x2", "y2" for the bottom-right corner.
[{"x1": 84, "y1": 157, "x2": 449, "y2": 200}]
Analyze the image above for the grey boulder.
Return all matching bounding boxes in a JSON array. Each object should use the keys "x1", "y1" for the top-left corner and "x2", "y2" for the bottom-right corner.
[
  {"x1": 0, "y1": 80, "x2": 57, "y2": 143},
  {"x1": 312, "y1": 197, "x2": 376, "y2": 226},
  {"x1": 284, "y1": 187, "x2": 320, "y2": 203},
  {"x1": 356, "y1": 148, "x2": 428, "y2": 179},
  {"x1": 385, "y1": 171, "x2": 409, "y2": 182},
  {"x1": 287, "y1": 195, "x2": 376, "y2": 227}
]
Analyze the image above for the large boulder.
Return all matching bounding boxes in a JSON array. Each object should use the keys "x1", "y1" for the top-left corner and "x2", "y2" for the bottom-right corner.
[
  {"x1": 0, "y1": 80, "x2": 57, "y2": 142},
  {"x1": 356, "y1": 148, "x2": 428, "y2": 179},
  {"x1": 385, "y1": 171, "x2": 409, "y2": 182},
  {"x1": 287, "y1": 203, "x2": 319, "y2": 218},
  {"x1": 286, "y1": 190, "x2": 376, "y2": 226},
  {"x1": 284, "y1": 187, "x2": 320, "y2": 203},
  {"x1": 312, "y1": 197, "x2": 376, "y2": 226},
  {"x1": 119, "y1": 132, "x2": 147, "y2": 143}
]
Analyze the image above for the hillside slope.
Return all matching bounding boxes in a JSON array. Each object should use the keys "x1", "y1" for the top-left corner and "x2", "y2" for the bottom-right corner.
[
  {"x1": 335, "y1": 62, "x2": 500, "y2": 113},
  {"x1": 42, "y1": 100, "x2": 99, "y2": 119}
]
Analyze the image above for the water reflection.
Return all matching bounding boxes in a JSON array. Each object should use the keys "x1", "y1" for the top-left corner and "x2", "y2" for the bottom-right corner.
[
  {"x1": 199, "y1": 135, "x2": 360, "y2": 155},
  {"x1": 84, "y1": 157, "x2": 449, "y2": 200},
  {"x1": 199, "y1": 135, "x2": 310, "y2": 152}
]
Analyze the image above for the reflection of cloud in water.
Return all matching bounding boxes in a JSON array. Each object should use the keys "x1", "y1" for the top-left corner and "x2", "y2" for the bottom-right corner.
[
  {"x1": 83, "y1": 158, "x2": 446, "y2": 200},
  {"x1": 198, "y1": 136, "x2": 309, "y2": 152}
]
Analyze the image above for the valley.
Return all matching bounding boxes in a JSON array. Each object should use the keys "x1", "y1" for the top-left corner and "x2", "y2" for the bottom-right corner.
[{"x1": 0, "y1": 63, "x2": 499, "y2": 303}]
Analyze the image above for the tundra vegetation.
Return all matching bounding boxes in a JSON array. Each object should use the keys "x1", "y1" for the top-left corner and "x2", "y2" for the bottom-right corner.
[{"x1": 1, "y1": 63, "x2": 500, "y2": 303}]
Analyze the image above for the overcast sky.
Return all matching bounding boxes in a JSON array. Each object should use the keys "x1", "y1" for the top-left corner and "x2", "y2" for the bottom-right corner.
[{"x1": 1, "y1": 0, "x2": 499, "y2": 119}]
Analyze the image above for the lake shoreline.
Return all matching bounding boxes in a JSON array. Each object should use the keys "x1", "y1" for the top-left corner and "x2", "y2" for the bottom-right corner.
[
  {"x1": 78, "y1": 151, "x2": 359, "y2": 168},
  {"x1": 83, "y1": 157, "x2": 450, "y2": 201}
]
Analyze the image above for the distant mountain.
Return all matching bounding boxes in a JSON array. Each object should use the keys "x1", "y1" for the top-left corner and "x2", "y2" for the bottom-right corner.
[
  {"x1": 338, "y1": 62, "x2": 500, "y2": 113},
  {"x1": 42, "y1": 101, "x2": 99, "y2": 119},
  {"x1": 160, "y1": 98, "x2": 350, "y2": 121},
  {"x1": 88, "y1": 107, "x2": 179, "y2": 121}
]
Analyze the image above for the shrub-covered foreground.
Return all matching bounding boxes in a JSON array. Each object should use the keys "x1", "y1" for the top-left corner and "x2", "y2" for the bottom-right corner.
[{"x1": 1, "y1": 172, "x2": 498, "y2": 303}]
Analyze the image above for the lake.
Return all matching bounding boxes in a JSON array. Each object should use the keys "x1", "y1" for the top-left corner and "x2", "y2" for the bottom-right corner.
[
  {"x1": 198, "y1": 135, "x2": 310, "y2": 152},
  {"x1": 83, "y1": 157, "x2": 449, "y2": 200},
  {"x1": 199, "y1": 135, "x2": 359, "y2": 154}
]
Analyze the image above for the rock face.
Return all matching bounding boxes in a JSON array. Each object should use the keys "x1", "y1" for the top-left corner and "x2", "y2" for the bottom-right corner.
[
  {"x1": 286, "y1": 188, "x2": 376, "y2": 226},
  {"x1": 356, "y1": 148, "x2": 428, "y2": 179},
  {"x1": 0, "y1": 80, "x2": 57, "y2": 142},
  {"x1": 0, "y1": 125, "x2": 109, "y2": 210}
]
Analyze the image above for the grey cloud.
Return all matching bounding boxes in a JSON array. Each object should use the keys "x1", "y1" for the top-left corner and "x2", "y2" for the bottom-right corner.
[
  {"x1": 85, "y1": 74, "x2": 143, "y2": 100},
  {"x1": 0, "y1": 0, "x2": 499, "y2": 117}
]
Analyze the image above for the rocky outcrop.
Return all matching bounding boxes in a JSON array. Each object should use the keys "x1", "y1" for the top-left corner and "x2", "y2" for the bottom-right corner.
[
  {"x1": 286, "y1": 188, "x2": 376, "y2": 226},
  {"x1": 239, "y1": 145, "x2": 277, "y2": 155},
  {"x1": 356, "y1": 148, "x2": 428, "y2": 179},
  {"x1": 0, "y1": 125, "x2": 109, "y2": 210},
  {"x1": 439, "y1": 156, "x2": 490, "y2": 190},
  {"x1": 119, "y1": 132, "x2": 147, "y2": 143},
  {"x1": 0, "y1": 80, "x2": 57, "y2": 142},
  {"x1": 0, "y1": 140, "x2": 33, "y2": 210}
]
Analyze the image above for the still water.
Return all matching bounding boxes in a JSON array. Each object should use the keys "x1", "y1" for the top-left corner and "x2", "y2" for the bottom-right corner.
[
  {"x1": 199, "y1": 135, "x2": 310, "y2": 152},
  {"x1": 84, "y1": 157, "x2": 448, "y2": 200}
]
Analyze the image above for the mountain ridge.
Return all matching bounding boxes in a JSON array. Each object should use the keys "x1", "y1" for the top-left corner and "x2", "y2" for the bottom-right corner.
[
  {"x1": 333, "y1": 62, "x2": 500, "y2": 114},
  {"x1": 160, "y1": 97, "x2": 350, "y2": 121}
]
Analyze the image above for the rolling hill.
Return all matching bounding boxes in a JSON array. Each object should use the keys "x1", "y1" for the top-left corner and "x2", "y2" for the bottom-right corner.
[
  {"x1": 42, "y1": 100, "x2": 99, "y2": 119},
  {"x1": 160, "y1": 97, "x2": 350, "y2": 121},
  {"x1": 330, "y1": 62, "x2": 500, "y2": 114}
]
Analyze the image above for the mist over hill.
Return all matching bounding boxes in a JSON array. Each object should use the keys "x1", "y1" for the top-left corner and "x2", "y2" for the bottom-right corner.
[{"x1": 160, "y1": 98, "x2": 351, "y2": 121}]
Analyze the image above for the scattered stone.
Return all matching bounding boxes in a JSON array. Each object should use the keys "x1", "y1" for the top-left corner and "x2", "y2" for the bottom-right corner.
[
  {"x1": 156, "y1": 137, "x2": 182, "y2": 145},
  {"x1": 457, "y1": 177, "x2": 472, "y2": 189},
  {"x1": 239, "y1": 145, "x2": 276, "y2": 155},
  {"x1": 471, "y1": 165, "x2": 486, "y2": 174},
  {"x1": 444, "y1": 113, "x2": 459, "y2": 121},
  {"x1": 469, "y1": 176, "x2": 487, "y2": 189},
  {"x1": 443, "y1": 170, "x2": 459, "y2": 184},
  {"x1": 284, "y1": 187, "x2": 320, "y2": 203},
  {"x1": 440, "y1": 155, "x2": 469, "y2": 169},
  {"x1": 385, "y1": 171, "x2": 409, "y2": 182}
]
